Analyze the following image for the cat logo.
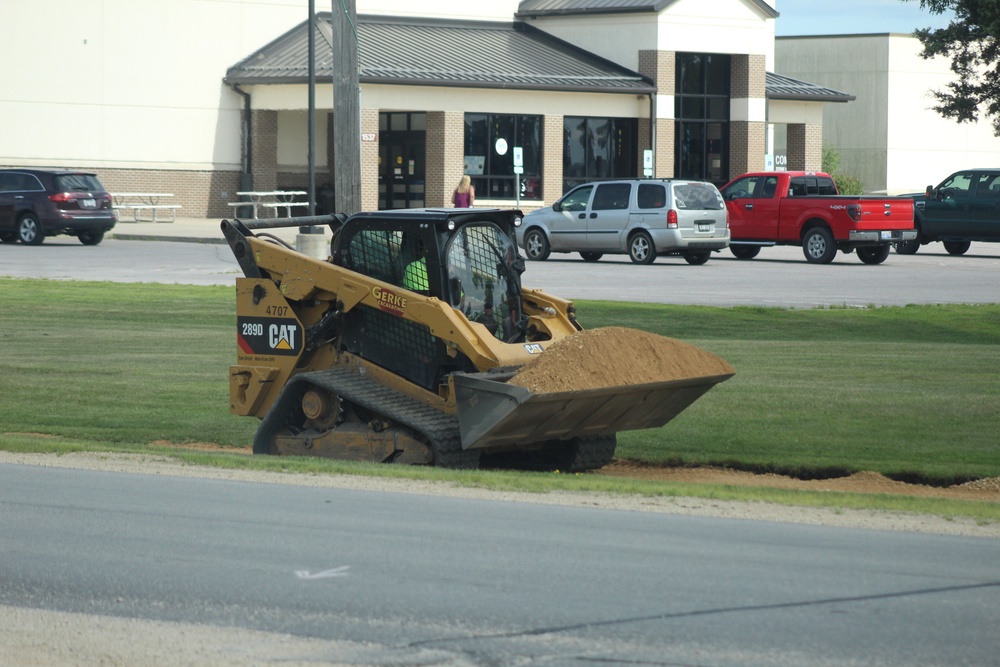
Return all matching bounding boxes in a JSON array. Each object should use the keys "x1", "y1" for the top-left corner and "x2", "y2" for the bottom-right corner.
[
  {"x1": 269, "y1": 324, "x2": 297, "y2": 350},
  {"x1": 238, "y1": 317, "x2": 302, "y2": 357}
]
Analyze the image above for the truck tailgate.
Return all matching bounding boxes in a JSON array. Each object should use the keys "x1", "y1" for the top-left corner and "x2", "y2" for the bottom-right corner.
[{"x1": 854, "y1": 198, "x2": 914, "y2": 230}]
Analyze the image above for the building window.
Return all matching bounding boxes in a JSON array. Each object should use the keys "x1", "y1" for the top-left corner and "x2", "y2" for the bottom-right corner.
[
  {"x1": 768, "y1": 123, "x2": 788, "y2": 171},
  {"x1": 464, "y1": 114, "x2": 542, "y2": 200},
  {"x1": 563, "y1": 117, "x2": 637, "y2": 192},
  {"x1": 675, "y1": 53, "x2": 730, "y2": 183}
]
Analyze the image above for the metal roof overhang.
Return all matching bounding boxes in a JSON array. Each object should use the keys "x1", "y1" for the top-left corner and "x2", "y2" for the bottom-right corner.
[
  {"x1": 224, "y1": 15, "x2": 656, "y2": 96},
  {"x1": 229, "y1": 75, "x2": 656, "y2": 95},
  {"x1": 767, "y1": 91, "x2": 856, "y2": 103},
  {"x1": 515, "y1": 0, "x2": 778, "y2": 20}
]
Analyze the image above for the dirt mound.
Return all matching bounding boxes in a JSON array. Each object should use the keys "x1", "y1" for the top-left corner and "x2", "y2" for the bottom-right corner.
[
  {"x1": 510, "y1": 326, "x2": 735, "y2": 393},
  {"x1": 598, "y1": 461, "x2": 1000, "y2": 502}
]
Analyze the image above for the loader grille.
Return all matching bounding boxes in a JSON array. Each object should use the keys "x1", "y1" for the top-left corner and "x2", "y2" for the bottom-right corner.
[{"x1": 342, "y1": 305, "x2": 450, "y2": 389}]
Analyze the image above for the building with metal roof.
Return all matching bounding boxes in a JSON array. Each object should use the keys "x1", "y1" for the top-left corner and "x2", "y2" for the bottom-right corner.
[
  {"x1": 1, "y1": 0, "x2": 855, "y2": 217},
  {"x1": 219, "y1": 2, "x2": 850, "y2": 214}
]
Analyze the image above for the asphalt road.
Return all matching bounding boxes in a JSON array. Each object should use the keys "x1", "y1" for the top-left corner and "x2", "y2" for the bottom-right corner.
[
  {"x1": 2, "y1": 463, "x2": 998, "y2": 666},
  {"x1": 2, "y1": 237, "x2": 1000, "y2": 306}
]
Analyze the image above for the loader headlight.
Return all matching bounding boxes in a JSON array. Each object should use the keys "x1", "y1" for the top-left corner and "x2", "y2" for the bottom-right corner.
[
  {"x1": 513, "y1": 216, "x2": 522, "y2": 227},
  {"x1": 447, "y1": 220, "x2": 456, "y2": 231}
]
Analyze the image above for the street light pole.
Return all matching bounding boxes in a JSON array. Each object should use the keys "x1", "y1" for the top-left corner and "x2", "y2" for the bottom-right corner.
[
  {"x1": 295, "y1": 0, "x2": 326, "y2": 258},
  {"x1": 307, "y1": 0, "x2": 316, "y2": 217}
]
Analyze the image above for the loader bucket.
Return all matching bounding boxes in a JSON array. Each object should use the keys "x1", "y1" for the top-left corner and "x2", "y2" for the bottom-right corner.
[{"x1": 453, "y1": 370, "x2": 734, "y2": 450}]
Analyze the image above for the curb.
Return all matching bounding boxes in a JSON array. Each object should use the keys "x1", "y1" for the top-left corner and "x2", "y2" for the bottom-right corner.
[{"x1": 109, "y1": 233, "x2": 226, "y2": 244}]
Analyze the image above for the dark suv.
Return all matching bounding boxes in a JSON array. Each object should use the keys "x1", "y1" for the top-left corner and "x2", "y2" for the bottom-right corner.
[{"x1": 0, "y1": 169, "x2": 116, "y2": 245}]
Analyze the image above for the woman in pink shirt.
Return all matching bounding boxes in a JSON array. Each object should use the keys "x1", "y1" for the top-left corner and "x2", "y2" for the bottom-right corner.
[{"x1": 452, "y1": 175, "x2": 475, "y2": 208}]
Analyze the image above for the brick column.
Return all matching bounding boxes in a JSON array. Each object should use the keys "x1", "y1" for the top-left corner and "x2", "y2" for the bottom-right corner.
[
  {"x1": 729, "y1": 54, "x2": 766, "y2": 181},
  {"x1": 638, "y1": 49, "x2": 675, "y2": 178},
  {"x1": 361, "y1": 108, "x2": 380, "y2": 211},
  {"x1": 542, "y1": 114, "x2": 563, "y2": 203},
  {"x1": 787, "y1": 123, "x2": 823, "y2": 172},
  {"x1": 424, "y1": 111, "x2": 465, "y2": 208},
  {"x1": 729, "y1": 122, "x2": 766, "y2": 178},
  {"x1": 251, "y1": 109, "x2": 278, "y2": 193}
]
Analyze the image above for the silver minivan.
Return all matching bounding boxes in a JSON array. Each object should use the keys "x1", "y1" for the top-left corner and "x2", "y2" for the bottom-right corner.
[{"x1": 516, "y1": 179, "x2": 729, "y2": 264}]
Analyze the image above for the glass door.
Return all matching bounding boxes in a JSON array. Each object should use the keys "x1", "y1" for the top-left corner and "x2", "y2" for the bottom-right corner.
[{"x1": 378, "y1": 113, "x2": 426, "y2": 210}]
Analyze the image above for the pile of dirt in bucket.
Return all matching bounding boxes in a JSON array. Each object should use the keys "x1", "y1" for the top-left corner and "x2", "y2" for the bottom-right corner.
[{"x1": 509, "y1": 326, "x2": 735, "y2": 393}]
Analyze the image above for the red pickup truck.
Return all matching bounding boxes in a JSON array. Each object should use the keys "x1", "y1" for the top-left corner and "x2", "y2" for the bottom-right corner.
[{"x1": 720, "y1": 172, "x2": 916, "y2": 264}]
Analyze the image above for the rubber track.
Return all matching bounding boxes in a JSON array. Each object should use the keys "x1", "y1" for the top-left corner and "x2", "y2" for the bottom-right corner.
[
  {"x1": 291, "y1": 368, "x2": 478, "y2": 468},
  {"x1": 567, "y1": 435, "x2": 617, "y2": 472}
]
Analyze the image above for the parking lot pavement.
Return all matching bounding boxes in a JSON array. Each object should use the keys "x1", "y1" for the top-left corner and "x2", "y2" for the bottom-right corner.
[{"x1": 10, "y1": 217, "x2": 996, "y2": 306}]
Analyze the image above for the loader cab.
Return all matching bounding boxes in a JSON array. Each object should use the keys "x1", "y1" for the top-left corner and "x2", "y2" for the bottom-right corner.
[
  {"x1": 335, "y1": 209, "x2": 524, "y2": 329},
  {"x1": 333, "y1": 209, "x2": 527, "y2": 389},
  {"x1": 441, "y1": 219, "x2": 524, "y2": 341}
]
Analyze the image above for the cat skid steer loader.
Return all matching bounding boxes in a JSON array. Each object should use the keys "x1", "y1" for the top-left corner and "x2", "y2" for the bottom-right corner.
[{"x1": 222, "y1": 208, "x2": 733, "y2": 471}]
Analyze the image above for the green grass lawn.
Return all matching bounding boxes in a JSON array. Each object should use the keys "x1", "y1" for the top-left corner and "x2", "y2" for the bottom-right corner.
[{"x1": 2, "y1": 278, "x2": 998, "y2": 487}]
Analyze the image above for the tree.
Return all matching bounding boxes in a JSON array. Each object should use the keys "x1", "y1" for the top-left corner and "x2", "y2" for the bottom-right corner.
[
  {"x1": 822, "y1": 146, "x2": 865, "y2": 194},
  {"x1": 908, "y1": 0, "x2": 1000, "y2": 135}
]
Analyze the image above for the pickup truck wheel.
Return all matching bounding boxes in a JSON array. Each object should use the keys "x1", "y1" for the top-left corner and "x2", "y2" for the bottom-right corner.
[
  {"x1": 683, "y1": 251, "x2": 711, "y2": 265},
  {"x1": 857, "y1": 245, "x2": 891, "y2": 265},
  {"x1": 943, "y1": 241, "x2": 971, "y2": 256},
  {"x1": 628, "y1": 230, "x2": 656, "y2": 264},
  {"x1": 523, "y1": 228, "x2": 550, "y2": 261},
  {"x1": 802, "y1": 226, "x2": 836, "y2": 264},
  {"x1": 895, "y1": 239, "x2": 921, "y2": 255},
  {"x1": 731, "y1": 246, "x2": 760, "y2": 260},
  {"x1": 580, "y1": 252, "x2": 603, "y2": 262}
]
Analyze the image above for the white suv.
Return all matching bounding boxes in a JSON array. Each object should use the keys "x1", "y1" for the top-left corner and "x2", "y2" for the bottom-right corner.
[{"x1": 517, "y1": 179, "x2": 729, "y2": 265}]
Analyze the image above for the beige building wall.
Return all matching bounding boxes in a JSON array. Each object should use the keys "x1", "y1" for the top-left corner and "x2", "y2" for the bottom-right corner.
[
  {"x1": 777, "y1": 34, "x2": 1000, "y2": 193},
  {"x1": 658, "y1": 0, "x2": 776, "y2": 71},
  {"x1": 0, "y1": 0, "x2": 310, "y2": 216}
]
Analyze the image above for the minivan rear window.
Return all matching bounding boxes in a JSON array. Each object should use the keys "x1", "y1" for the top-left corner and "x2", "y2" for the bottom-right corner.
[
  {"x1": 637, "y1": 183, "x2": 667, "y2": 209},
  {"x1": 673, "y1": 182, "x2": 723, "y2": 210}
]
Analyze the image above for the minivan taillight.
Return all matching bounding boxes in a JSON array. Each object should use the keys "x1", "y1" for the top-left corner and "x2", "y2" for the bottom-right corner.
[{"x1": 667, "y1": 209, "x2": 679, "y2": 229}]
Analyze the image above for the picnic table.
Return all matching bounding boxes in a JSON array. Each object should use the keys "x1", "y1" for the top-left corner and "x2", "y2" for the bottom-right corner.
[
  {"x1": 111, "y1": 193, "x2": 181, "y2": 223},
  {"x1": 228, "y1": 190, "x2": 308, "y2": 219}
]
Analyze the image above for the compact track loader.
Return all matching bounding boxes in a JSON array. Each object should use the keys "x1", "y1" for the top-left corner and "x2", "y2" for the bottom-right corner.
[{"x1": 223, "y1": 208, "x2": 733, "y2": 471}]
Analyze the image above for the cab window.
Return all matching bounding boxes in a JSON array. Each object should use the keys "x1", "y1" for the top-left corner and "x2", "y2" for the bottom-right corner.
[
  {"x1": 939, "y1": 172, "x2": 974, "y2": 197},
  {"x1": 558, "y1": 185, "x2": 593, "y2": 212},
  {"x1": 591, "y1": 183, "x2": 630, "y2": 211},
  {"x1": 722, "y1": 176, "x2": 761, "y2": 199},
  {"x1": 974, "y1": 173, "x2": 1000, "y2": 198}
]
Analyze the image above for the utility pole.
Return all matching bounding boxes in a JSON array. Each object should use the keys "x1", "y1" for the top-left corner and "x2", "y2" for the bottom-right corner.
[{"x1": 333, "y1": 0, "x2": 361, "y2": 215}]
